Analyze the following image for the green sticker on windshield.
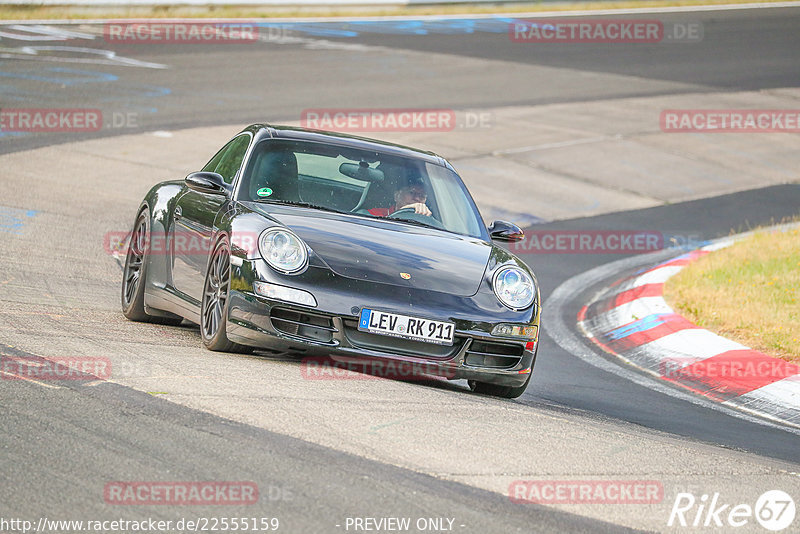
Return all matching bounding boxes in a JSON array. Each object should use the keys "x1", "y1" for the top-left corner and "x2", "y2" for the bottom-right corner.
[{"x1": 256, "y1": 187, "x2": 273, "y2": 197}]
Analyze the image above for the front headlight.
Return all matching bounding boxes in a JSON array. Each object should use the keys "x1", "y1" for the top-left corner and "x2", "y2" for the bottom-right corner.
[
  {"x1": 492, "y1": 266, "x2": 535, "y2": 310},
  {"x1": 258, "y1": 228, "x2": 308, "y2": 274}
]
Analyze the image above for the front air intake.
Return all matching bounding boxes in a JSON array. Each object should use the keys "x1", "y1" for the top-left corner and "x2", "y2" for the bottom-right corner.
[
  {"x1": 463, "y1": 340, "x2": 524, "y2": 369},
  {"x1": 270, "y1": 307, "x2": 336, "y2": 343}
]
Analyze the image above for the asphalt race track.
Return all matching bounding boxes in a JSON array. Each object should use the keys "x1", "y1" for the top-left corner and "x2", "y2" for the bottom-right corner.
[
  {"x1": 3, "y1": 5, "x2": 800, "y2": 155},
  {"x1": 1, "y1": 4, "x2": 800, "y2": 533}
]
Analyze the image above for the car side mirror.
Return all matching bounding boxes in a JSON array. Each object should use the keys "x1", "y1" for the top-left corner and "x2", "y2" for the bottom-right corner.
[
  {"x1": 185, "y1": 172, "x2": 228, "y2": 195},
  {"x1": 488, "y1": 220, "x2": 524, "y2": 242}
]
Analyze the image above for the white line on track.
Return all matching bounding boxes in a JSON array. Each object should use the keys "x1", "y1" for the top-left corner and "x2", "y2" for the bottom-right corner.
[
  {"x1": 544, "y1": 247, "x2": 800, "y2": 435},
  {"x1": 0, "y1": 370, "x2": 63, "y2": 389},
  {"x1": 2, "y1": 1, "x2": 800, "y2": 25}
]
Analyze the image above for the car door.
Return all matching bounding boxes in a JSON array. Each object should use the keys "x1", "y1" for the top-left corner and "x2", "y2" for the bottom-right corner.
[{"x1": 171, "y1": 133, "x2": 251, "y2": 303}]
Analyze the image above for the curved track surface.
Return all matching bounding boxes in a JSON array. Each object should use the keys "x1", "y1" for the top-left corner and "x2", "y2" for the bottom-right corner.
[{"x1": 1, "y1": 6, "x2": 799, "y2": 532}]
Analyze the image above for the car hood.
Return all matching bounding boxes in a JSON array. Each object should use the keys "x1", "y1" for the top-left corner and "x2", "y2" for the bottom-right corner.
[{"x1": 245, "y1": 203, "x2": 492, "y2": 297}]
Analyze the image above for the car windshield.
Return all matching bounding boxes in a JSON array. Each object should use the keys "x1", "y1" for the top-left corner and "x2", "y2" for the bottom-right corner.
[{"x1": 239, "y1": 139, "x2": 487, "y2": 239}]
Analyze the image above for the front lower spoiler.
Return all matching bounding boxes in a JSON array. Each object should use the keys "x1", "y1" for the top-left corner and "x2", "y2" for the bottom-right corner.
[{"x1": 226, "y1": 288, "x2": 537, "y2": 388}]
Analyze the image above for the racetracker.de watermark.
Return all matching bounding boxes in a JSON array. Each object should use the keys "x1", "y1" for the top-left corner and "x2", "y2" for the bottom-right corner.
[
  {"x1": 0, "y1": 108, "x2": 101, "y2": 132},
  {"x1": 1, "y1": 356, "x2": 111, "y2": 381},
  {"x1": 510, "y1": 230, "x2": 704, "y2": 254},
  {"x1": 509, "y1": 19, "x2": 702, "y2": 43},
  {"x1": 660, "y1": 358, "x2": 800, "y2": 381},
  {"x1": 300, "y1": 357, "x2": 456, "y2": 380},
  {"x1": 509, "y1": 480, "x2": 664, "y2": 504},
  {"x1": 104, "y1": 482, "x2": 259, "y2": 505},
  {"x1": 661, "y1": 109, "x2": 800, "y2": 132},
  {"x1": 300, "y1": 109, "x2": 492, "y2": 132},
  {"x1": 104, "y1": 230, "x2": 260, "y2": 257},
  {"x1": 104, "y1": 21, "x2": 259, "y2": 43}
]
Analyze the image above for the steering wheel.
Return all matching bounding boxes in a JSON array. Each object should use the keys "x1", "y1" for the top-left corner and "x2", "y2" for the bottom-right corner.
[{"x1": 388, "y1": 207, "x2": 445, "y2": 230}]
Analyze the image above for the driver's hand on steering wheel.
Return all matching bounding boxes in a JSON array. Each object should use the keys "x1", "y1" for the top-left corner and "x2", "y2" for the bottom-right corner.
[{"x1": 400, "y1": 203, "x2": 432, "y2": 217}]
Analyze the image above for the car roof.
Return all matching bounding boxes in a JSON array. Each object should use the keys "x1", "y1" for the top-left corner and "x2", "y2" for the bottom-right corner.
[{"x1": 242, "y1": 123, "x2": 449, "y2": 168}]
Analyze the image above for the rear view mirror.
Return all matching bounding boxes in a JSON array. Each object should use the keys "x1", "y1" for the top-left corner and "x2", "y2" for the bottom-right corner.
[{"x1": 339, "y1": 162, "x2": 385, "y2": 183}]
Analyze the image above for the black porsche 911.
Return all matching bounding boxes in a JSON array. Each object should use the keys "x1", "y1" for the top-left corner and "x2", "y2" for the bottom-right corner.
[{"x1": 121, "y1": 124, "x2": 540, "y2": 398}]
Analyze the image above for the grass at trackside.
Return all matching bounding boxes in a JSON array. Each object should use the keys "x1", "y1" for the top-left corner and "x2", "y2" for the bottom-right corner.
[
  {"x1": 0, "y1": 0, "x2": 795, "y2": 20},
  {"x1": 664, "y1": 224, "x2": 800, "y2": 364}
]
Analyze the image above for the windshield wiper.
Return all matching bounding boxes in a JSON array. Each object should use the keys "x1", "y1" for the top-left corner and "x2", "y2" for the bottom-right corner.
[
  {"x1": 381, "y1": 215, "x2": 444, "y2": 232},
  {"x1": 253, "y1": 199, "x2": 345, "y2": 215}
]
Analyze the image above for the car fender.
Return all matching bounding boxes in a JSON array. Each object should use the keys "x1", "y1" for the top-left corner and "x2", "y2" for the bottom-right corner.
[
  {"x1": 221, "y1": 208, "x2": 278, "y2": 261},
  {"x1": 139, "y1": 181, "x2": 184, "y2": 295}
]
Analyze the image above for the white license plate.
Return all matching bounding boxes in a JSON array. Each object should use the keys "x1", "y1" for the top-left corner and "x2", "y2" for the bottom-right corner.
[{"x1": 358, "y1": 308, "x2": 454, "y2": 346}]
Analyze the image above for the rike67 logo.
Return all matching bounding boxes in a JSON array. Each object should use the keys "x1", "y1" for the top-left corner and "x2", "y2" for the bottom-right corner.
[{"x1": 668, "y1": 490, "x2": 795, "y2": 531}]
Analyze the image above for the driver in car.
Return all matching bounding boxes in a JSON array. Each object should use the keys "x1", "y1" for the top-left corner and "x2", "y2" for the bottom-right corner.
[{"x1": 368, "y1": 176, "x2": 432, "y2": 217}]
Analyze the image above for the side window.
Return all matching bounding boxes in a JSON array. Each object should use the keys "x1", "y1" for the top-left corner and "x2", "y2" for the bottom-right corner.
[
  {"x1": 201, "y1": 140, "x2": 233, "y2": 174},
  {"x1": 201, "y1": 134, "x2": 251, "y2": 184}
]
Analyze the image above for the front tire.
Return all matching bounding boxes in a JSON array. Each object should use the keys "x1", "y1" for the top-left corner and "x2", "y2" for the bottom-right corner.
[
  {"x1": 200, "y1": 237, "x2": 251, "y2": 353},
  {"x1": 468, "y1": 345, "x2": 537, "y2": 399}
]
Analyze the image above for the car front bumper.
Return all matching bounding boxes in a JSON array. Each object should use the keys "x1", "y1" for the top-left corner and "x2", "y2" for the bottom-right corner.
[{"x1": 225, "y1": 259, "x2": 539, "y2": 387}]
